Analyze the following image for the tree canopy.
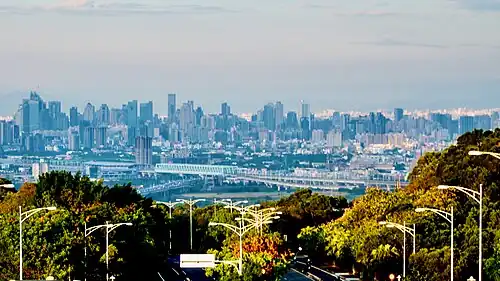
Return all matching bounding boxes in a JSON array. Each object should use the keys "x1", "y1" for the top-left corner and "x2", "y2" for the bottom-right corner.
[{"x1": 298, "y1": 129, "x2": 500, "y2": 280}]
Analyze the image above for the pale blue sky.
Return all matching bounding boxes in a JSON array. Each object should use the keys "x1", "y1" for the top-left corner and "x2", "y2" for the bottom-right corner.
[{"x1": 0, "y1": 0, "x2": 499, "y2": 114}]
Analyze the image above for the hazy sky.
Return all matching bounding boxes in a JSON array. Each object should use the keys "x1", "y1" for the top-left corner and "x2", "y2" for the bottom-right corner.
[{"x1": 0, "y1": 0, "x2": 499, "y2": 114}]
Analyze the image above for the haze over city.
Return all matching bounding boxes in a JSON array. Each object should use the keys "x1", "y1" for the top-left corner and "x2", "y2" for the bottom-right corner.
[{"x1": 1, "y1": 0, "x2": 500, "y2": 114}]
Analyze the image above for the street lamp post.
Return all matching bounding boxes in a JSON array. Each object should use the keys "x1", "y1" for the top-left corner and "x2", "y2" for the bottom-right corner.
[
  {"x1": 177, "y1": 198, "x2": 205, "y2": 251},
  {"x1": 208, "y1": 218, "x2": 256, "y2": 275},
  {"x1": 105, "y1": 221, "x2": 133, "y2": 281},
  {"x1": 156, "y1": 201, "x2": 182, "y2": 252},
  {"x1": 438, "y1": 184, "x2": 482, "y2": 281},
  {"x1": 467, "y1": 150, "x2": 500, "y2": 281},
  {"x1": 19, "y1": 206, "x2": 57, "y2": 281},
  {"x1": 416, "y1": 207, "x2": 454, "y2": 281},
  {"x1": 379, "y1": 221, "x2": 416, "y2": 278},
  {"x1": 84, "y1": 222, "x2": 109, "y2": 281}
]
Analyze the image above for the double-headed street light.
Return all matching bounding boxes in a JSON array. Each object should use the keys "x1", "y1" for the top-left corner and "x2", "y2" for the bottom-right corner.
[
  {"x1": 208, "y1": 218, "x2": 256, "y2": 276},
  {"x1": 438, "y1": 184, "x2": 482, "y2": 281},
  {"x1": 379, "y1": 221, "x2": 415, "y2": 278},
  {"x1": 241, "y1": 208, "x2": 282, "y2": 235},
  {"x1": 416, "y1": 207, "x2": 454, "y2": 281},
  {"x1": 176, "y1": 198, "x2": 205, "y2": 251},
  {"x1": 156, "y1": 201, "x2": 182, "y2": 252},
  {"x1": 219, "y1": 199, "x2": 249, "y2": 213},
  {"x1": 19, "y1": 206, "x2": 57, "y2": 281}
]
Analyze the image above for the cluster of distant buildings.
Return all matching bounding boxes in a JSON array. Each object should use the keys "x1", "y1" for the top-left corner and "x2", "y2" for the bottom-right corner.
[{"x1": 0, "y1": 91, "x2": 499, "y2": 168}]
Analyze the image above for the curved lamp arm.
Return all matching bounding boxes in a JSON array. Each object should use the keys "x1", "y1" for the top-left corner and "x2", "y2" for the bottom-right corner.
[{"x1": 21, "y1": 207, "x2": 57, "y2": 224}]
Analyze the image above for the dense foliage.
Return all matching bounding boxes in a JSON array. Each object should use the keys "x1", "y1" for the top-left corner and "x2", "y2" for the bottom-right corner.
[
  {"x1": 0, "y1": 172, "x2": 170, "y2": 280},
  {"x1": 299, "y1": 129, "x2": 500, "y2": 280}
]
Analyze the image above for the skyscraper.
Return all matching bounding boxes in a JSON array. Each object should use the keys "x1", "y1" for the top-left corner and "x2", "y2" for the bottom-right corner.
[
  {"x1": 286, "y1": 112, "x2": 299, "y2": 130},
  {"x1": 83, "y1": 103, "x2": 95, "y2": 124},
  {"x1": 459, "y1": 116, "x2": 474, "y2": 135},
  {"x1": 394, "y1": 108, "x2": 404, "y2": 122},
  {"x1": 140, "y1": 101, "x2": 154, "y2": 124},
  {"x1": 68, "y1": 131, "x2": 80, "y2": 151},
  {"x1": 275, "y1": 102, "x2": 284, "y2": 130},
  {"x1": 69, "y1": 107, "x2": 79, "y2": 127},
  {"x1": 221, "y1": 102, "x2": 231, "y2": 117},
  {"x1": 48, "y1": 101, "x2": 62, "y2": 119},
  {"x1": 263, "y1": 103, "x2": 276, "y2": 130},
  {"x1": 28, "y1": 100, "x2": 40, "y2": 132},
  {"x1": 127, "y1": 100, "x2": 138, "y2": 128},
  {"x1": 95, "y1": 127, "x2": 107, "y2": 148},
  {"x1": 135, "y1": 136, "x2": 152, "y2": 165},
  {"x1": 301, "y1": 101, "x2": 310, "y2": 120},
  {"x1": 168, "y1": 94, "x2": 176, "y2": 123},
  {"x1": 83, "y1": 126, "x2": 95, "y2": 149},
  {"x1": 98, "y1": 104, "x2": 110, "y2": 126}
]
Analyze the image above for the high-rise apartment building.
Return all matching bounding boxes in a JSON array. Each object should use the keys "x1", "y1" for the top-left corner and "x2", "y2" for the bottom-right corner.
[
  {"x1": 83, "y1": 103, "x2": 95, "y2": 124},
  {"x1": 221, "y1": 102, "x2": 231, "y2": 117},
  {"x1": 135, "y1": 136, "x2": 152, "y2": 165},
  {"x1": 459, "y1": 116, "x2": 474, "y2": 135},
  {"x1": 286, "y1": 112, "x2": 299, "y2": 130},
  {"x1": 168, "y1": 94, "x2": 176, "y2": 123},
  {"x1": 275, "y1": 102, "x2": 284, "y2": 130},
  {"x1": 98, "y1": 104, "x2": 110, "y2": 126},
  {"x1": 83, "y1": 127, "x2": 95, "y2": 149},
  {"x1": 394, "y1": 108, "x2": 404, "y2": 122},
  {"x1": 95, "y1": 127, "x2": 107, "y2": 148},
  {"x1": 140, "y1": 101, "x2": 153, "y2": 124},
  {"x1": 69, "y1": 107, "x2": 79, "y2": 127},
  {"x1": 127, "y1": 100, "x2": 138, "y2": 128},
  {"x1": 68, "y1": 131, "x2": 80, "y2": 151},
  {"x1": 263, "y1": 103, "x2": 275, "y2": 131},
  {"x1": 301, "y1": 101, "x2": 310, "y2": 120}
]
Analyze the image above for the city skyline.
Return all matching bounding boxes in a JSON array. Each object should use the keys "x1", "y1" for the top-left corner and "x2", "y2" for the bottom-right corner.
[{"x1": 1, "y1": 0, "x2": 500, "y2": 114}]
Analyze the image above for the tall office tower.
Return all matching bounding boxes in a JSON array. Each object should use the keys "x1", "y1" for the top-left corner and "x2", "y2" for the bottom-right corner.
[
  {"x1": 394, "y1": 108, "x2": 404, "y2": 122},
  {"x1": 68, "y1": 131, "x2": 80, "y2": 151},
  {"x1": 83, "y1": 103, "x2": 95, "y2": 124},
  {"x1": 459, "y1": 116, "x2": 474, "y2": 135},
  {"x1": 221, "y1": 102, "x2": 231, "y2": 117},
  {"x1": 168, "y1": 94, "x2": 176, "y2": 123},
  {"x1": 275, "y1": 102, "x2": 284, "y2": 130},
  {"x1": 95, "y1": 127, "x2": 107, "y2": 148},
  {"x1": 140, "y1": 101, "x2": 153, "y2": 124},
  {"x1": 28, "y1": 100, "x2": 40, "y2": 132},
  {"x1": 286, "y1": 111, "x2": 299, "y2": 129},
  {"x1": 20, "y1": 100, "x2": 31, "y2": 134},
  {"x1": 127, "y1": 127, "x2": 137, "y2": 146},
  {"x1": 83, "y1": 126, "x2": 95, "y2": 149},
  {"x1": 332, "y1": 112, "x2": 341, "y2": 129},
  {"x1": 48, "y1": 101, "x2": 62, "y2": 119},
  {"x1": 127, "y1": 100, "x2": 138, "y2": 127},
  {"x1": 375, "y1": 112, "x2": 387, "y2": 134},
  {"x1": 301, "y1": 100, "x2": 310, "y2": 120},
  {"x1": 69, "y1": 107, "x2": 79, "y2": 127},
  {"x1": 0, "y1": 121, "x2": 7, "y2": 145},
  {"x1": 135, "y1": 136, "x2": 152, "y2": 165},
  {"x1": 263, "y1": 103, "x2": 276, "y2": 130},
  {"x1": 300, "y1": 117, "x2": 311, "y2": 140},
  {"x1": 98, "y1": 104, "x2": 110, "y2": 126},
  {"x1": 110, "y1": 108, "x2": 122, "y2": 125},
  {"x1": 341, "y1": 114, "x2": 351, "y2": 131},
  {"x1": 179, "y1": 102, "x2": 195, "y2": 140},
  {"x1": 195, "y1": 106, "x2": 204, "y2": 126}
]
